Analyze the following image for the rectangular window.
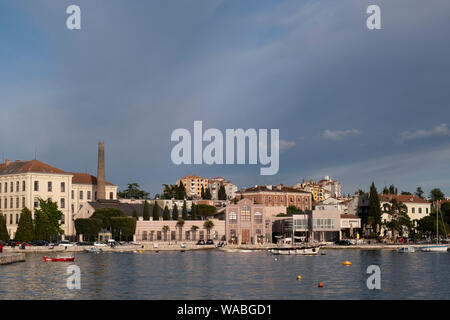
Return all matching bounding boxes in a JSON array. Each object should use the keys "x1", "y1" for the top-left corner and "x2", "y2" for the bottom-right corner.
[
  {"x1": 60, "y1": 198, "x2": 65, "y2": 209},
  {"x1": 10, "y1": 214, "x2": 13, "y2": 225},
  {"x1": 0, "y1": 182, "x2": 2, "y2": 193},
  {"x1": 22, "y1": 181, "x2": 25, "y2": 192},
  {"x1": 16, "y1": 197, "x2": 19, "y2": 208},
  {"x1": 34, "y1": 197, "x2": 39, "y2": 208},
  {"x1": 16, "y1": 181, "x2": 19, "y2": 192},
  {"x1": 199, "y1": 231, "x2": 205, "y2": 240},
  {"x1": 61, "y1": 214, "x2": 65, "y2": 225},
  {"x1": 4, "y1": 183, "x2": 7, "y2": 193},
  {"x1": 71, "y1": 190, "x2": 74, "y2": 199},
  {"x1": 48, "y1": 181, "x2": 52, "y2": 192},
  {"x1": 61, "y1": 182, "x2": 65, "y2": 193},
  {"x1": 22, "y1": 197, "x2": 25, "y2": 208},
  {"x1": 34, "y1": 181, "x2": 39, "y2": 191},
  {"x1": 171, "y1": 231, "x2": 176, "y2": 241},
  {"x1": 71, "y1": 204, "x2": 74, "y2": 213},
  {"x1": 10, "y1": 198, "x2": 13, "y2": 208},
  {"x1": 185, "y1": 231, "x2": 190, "y2": 240},
  {"x1": 426, "y1": 208, "x2": 429, "y2": 214},
  {"x1": 157, "y1": 231, "x2": 162, "y2": 240},
  {"x1": 110, "y1": 192, "x2": 114, "y2": 200},
  {"x1": 80, "y1": 191, "x2": 83, "y2": 200},
  {"x1": 412, "y1": 207, "x2": 415, "y2": 214},
  {"x1": 418, "y1": 207, "x2": 422, "y2": 214},
  {"x1": 87, "y1": 191, "x2": 91, "y2": 200},
  {"x1": 10, "y1": 182, "x2": 13, "y2": 192},
  {"x1": 4, "y1": 198, "x2": 7, "y2": 209}
]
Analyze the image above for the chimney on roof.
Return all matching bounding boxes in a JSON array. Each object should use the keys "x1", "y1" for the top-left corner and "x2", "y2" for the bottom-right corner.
[{"x1": 97, "y1": 142, "x2": 106, "y2": 200}]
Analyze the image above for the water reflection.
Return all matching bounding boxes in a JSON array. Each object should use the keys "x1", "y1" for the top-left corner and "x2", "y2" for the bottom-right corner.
[{"x1": 0, "y1": 250, "x2": 448, "y2": 299}]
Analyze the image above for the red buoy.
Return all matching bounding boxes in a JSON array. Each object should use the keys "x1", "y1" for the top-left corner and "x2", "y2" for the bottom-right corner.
[{"x1": 318, "y1": 282, "x2": 324, "y2": 288}]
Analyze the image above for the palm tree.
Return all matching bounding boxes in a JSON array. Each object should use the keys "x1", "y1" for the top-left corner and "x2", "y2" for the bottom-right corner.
[
  {"x1": 191, "y1": 225, "x2": 199, "y2": 241},
  {"x1": 162, "y1": 225, "x2": 169, "y2": 242},
  {"x1": 204, "y1": 220, "x2": 214, "y2": 240},
  {"x1": 176, "y1": 219, "x2": 185, "y2": 241}
]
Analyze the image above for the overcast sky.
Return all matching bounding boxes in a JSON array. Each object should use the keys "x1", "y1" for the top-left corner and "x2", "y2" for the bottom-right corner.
[{"x1": 1, "y1": 0, "x2": 450, "y2": 197}]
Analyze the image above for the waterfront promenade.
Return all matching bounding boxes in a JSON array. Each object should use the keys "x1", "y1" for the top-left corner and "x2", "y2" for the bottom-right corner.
[{"x1": 2, "y1": 242, "x2": 436, "y2": 254}]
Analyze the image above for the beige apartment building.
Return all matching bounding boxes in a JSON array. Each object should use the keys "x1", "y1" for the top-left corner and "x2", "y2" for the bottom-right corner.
[
  {"x1": 0, "y1": 159, "x2": 117, "y2": 239},
  {"x1": 176, "y1": 175, "x2": 209, "y2": 199}
]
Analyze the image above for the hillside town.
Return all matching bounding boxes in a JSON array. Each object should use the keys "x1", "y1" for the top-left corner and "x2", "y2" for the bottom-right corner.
[{"x1": 0, "y1": 143, "x2": 449, "y2": 248}]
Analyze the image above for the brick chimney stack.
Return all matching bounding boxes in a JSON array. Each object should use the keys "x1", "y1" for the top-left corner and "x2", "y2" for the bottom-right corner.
[{"x1": 97, "y1": 142, "x2": 106, "y2": 200}]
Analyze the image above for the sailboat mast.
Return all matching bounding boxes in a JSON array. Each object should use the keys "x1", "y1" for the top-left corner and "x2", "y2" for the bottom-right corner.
[{"x1": 437, "y1": 201, "x2": 439, "y2": 244}]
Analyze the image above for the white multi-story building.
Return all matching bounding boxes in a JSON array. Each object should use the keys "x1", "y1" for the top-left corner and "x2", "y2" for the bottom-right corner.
[
  {"x1": 0, "y1": 159, "x2": 117, "y2": 239},
  {"x1": 379, "y1": 194, "x2": 431, "y2": 224},
  {"x1": 208, "y1": 177, "x2": 238, "y2": 200}
]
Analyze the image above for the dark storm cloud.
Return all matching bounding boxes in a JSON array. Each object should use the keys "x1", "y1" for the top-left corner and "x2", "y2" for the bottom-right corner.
[{"x1": 1, "y1": 0, "x2": 450, "y2": 196}]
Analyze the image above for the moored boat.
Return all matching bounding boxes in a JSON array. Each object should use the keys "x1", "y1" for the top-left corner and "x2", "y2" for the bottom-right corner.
[
  {"x1": 397, "y1": 246, "x2": 415, "y2": 253},
  {"x1": 420, "y1": 245, "x2": 448, "y2": 252},
  {"x1": 271, "y1": 245, "x2": 321, "y2": 255},
  {"x1": 43, "y1": 256, "x2": 75, "y2": 262}
]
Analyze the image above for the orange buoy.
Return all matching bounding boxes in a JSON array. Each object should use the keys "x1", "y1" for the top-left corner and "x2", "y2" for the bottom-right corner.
[
  {"x1": 101, "y1": 264, "x2": 104, "y2": 267},
  {"x1": 342, "y1": 261, "x2": 352, "y2": 266},
  {"x1": 297, "y1": 275, "x2": 302, "y2": 280},
  {"x1": 318, "y1": 282, "x2": 324, "y2": 288}
]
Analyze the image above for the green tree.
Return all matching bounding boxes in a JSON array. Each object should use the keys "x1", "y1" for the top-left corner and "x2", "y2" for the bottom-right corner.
[
  {"x1": 132, "y1": 209, "x2": 139, "y2": 220},
  {"x1": 118, "y1": 183, "x2": 150, "y2": 199},
  {"x1": 287, "y1": 205, "x2": 302, "y2": 215},
  {"x1": 34, "y1": 210, "x2": 52, "y2": 241},
  {"x1": 176, "y1": 182, "x2": 187, "y2": 200},
  {"x1": 182, "y1": 201, "x2": 188, "y2": 220},
  {"x1": 400, "y1": 191, "x2": 412, "y2": 195},
  {"x1": 384, "y1": 199, "x2": 412, "y2": 237},
  {"x1": 74, "y1": 218, "x2": 102, "y2": 241},
  {"x1": 204, "y1": 220, "x2": 214, "y2": 240},
  {"x1": 110, "y1": 217, "x2": 137, "y2": 241},
  {"x1": 34, "y1": 199, "x2": 63, "y2": 240},
  {"x1": 430, "y1": 188, "x2": 445, "y2": 202},
  {"x1": 15, "y1": 207, "x2": 34, "y2": 241},
  {"x1": 152, "y1": 203, "x2": 160, "y2": 220},
  {"x1": 204, "y1": 188, "x2": 212, "y2": 200},
  {"x1": 191, "y1": 204, "x2": 198, "y2": 220},
  {"x1": 172, "y1": 203, "x2": 179, "y2": 220},
  {"x1": 0, "y1": 213, "x2": 9, "y2": 241},
  {"x1": 163, "y1": 205, "x2": 170, "y2": 220},
  {"x1": 367, "y1": 182, "x2": 382, "y2": 234},
  {"x1": 91, "y1": 207, "x2": 127, "y2": 230},
  {"x1": 162, "y1": 225, "x2": 169, "y2": 241},
  {"x1": 143, "y1": 200, "x2": 150, "y2": 221},
  {"x1": 218, "y1": 185, "x2": 227, "y2": 200},
  {"x1": 382, "y1": 186, "x2": 389, "y2": 194},
  {"x1": 201, "y1": 185, "x2": 205, "y2": 199},
  {"x1": 415, "y1": 187, "x2": 424, "y2": 198},
  {"x1": 197, "y1": 204, "x2": 216, "y2": 220}
]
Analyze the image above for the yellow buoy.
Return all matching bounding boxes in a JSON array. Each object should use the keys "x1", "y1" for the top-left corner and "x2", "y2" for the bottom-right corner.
[
  {"x1": 342, "y1": 261, "x2": 352, "y2": 266},
  {"x1": 139, "y1": 250, "x2": 143, "y2": 254},
  {"x1": 297, "y1": 275, "x2": 302, "y2": 280}
]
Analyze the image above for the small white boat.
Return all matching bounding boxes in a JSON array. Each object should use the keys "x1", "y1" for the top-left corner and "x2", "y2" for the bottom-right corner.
[
  {"x1": 420, "y1": 245, "x2": 448, "y2": 252},
  {"x1": 397, "y1": 246, "x2": 415, "y2": 253},
  {"x1": 271, "y1": 245, "x2": 321, "y2": 255}
]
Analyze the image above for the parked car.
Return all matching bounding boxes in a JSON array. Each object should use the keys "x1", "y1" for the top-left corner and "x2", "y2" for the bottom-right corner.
[
  {"x1": 206, "y1": 239, "x2": 214, "y2": 245},
  {"x1": 76, "y1": 241, "x2": 93, "y2": 246},
  {"x1": 59, "y1": 240, "x2": 75, "y2": 247},
  {"x1": 94, "y1": 242, "x2": 107, "y2": 247},
  {"x1": 196, "y1": 240, "x2": 205, "y2": 245},
  {"x1": 31, "y1": 240, "x2": 49, "y2": 246},
  {"x1": 335, "y1": 240, "x2": 352, "y2": 246}
]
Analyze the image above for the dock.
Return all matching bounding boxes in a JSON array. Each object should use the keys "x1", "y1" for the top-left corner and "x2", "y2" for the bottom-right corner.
[{"x1": 0, "y1": 253, "x2": 26, "y2": 265}]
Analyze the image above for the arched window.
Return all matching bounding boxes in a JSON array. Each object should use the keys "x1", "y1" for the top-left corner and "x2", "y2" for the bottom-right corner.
[{"x1": 241, "y1": 206, "x2": 251, "y2": 222}]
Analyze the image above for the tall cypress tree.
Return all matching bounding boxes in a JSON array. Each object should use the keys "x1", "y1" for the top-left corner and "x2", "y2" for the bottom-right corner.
[
  {"x1": 201, "y1": 186, "x2": 205, "y2": 199},
  {"x1": 0, "y1": 214, "x2": 9, "y2": 241},
  {"x1": 132, "y1": 209, "x2": 139, "y2": 220},
  {"x1": 218, "y1": 185, "x2": 227, "y2": 200},
  {"x1": 143, "y1": 200, "x2": 150, "y2": 220},
  {"x1": 15, "y1": 207, "x2": 34, "y2": 241},
  {"x1": 368, "y1": 182, "x2": 382, "y2": 235},
  {"x1": 163, "y1": 205, "x2": 170, "y2": 220},
  {"x1": 152, "y1": 203, "x2": 160, "y2": 220},
  {"x1": 182, "y1": 201, "x2": 188, "y2": 220},
  {"x1": 172, "y1": 203, "x2": 179, "y2": 220},
  {"x1": 191, "y1": 204, "x2": 197, "y2": 220},
  {"x1": 204, "y1": 188, "x2": 212, "y2": 200}
]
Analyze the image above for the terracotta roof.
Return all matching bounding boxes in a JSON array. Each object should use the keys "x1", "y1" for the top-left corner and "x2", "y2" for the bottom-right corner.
[
  {"x1": 341, "y1": 214, "x2": 359, "y2": 219},
  {"x1": 239, "y1": 185, "x2": 311, "y2": 194},
  {"x1": 378, "y1": 194, "x2": 429, "y2": 204},
  {"x1": 0, "y1": 160, "x2": 68, "y2": 175},
  {"x1": 70, "y1": 172, "x2": 115, "y2": 186}
]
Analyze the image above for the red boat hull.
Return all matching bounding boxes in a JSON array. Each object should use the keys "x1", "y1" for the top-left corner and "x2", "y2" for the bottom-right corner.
[{"x1": 43, "y1": 256, "x2": 75, "y2": 262}]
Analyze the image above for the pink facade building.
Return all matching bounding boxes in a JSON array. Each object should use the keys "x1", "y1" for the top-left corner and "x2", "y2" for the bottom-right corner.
[{"x1": 225, "y1": 198, "x2": 286, "y2": 245}]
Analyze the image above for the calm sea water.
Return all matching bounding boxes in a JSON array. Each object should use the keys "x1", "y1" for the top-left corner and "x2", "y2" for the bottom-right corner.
[{"x1": 0, "y1": 249, "x2": 449, "y2": 299}]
